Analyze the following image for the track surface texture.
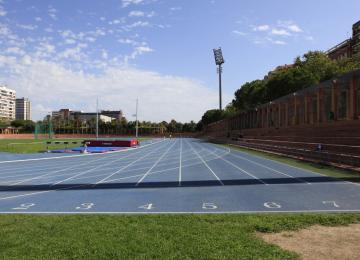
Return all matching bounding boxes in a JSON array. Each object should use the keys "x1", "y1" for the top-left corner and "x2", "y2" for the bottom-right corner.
[{"x1": 0, "y1": 138, "x2": 359, "y2": 214}]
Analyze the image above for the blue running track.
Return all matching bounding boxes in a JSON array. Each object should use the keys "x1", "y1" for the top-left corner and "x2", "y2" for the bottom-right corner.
[{"x1": 0, "y1": 138, "x2": 359, "y2": 214}]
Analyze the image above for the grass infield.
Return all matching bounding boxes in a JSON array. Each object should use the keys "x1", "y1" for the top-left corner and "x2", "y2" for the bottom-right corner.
[
  {"x1": 0, "y1": 138, "x2": 151, "y2": 154},
  {"x1": 0, "y1": 214, "x2": 359, "y2": 259}
]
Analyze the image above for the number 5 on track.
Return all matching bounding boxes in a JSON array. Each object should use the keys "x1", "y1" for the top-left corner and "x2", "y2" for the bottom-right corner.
[{"x1": 202, "y1": 203, "x2": 218, "y2": 210}]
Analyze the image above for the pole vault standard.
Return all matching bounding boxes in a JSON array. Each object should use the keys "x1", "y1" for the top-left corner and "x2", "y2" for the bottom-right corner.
[{"x1": 213, "y1": 47, "x2": 225, "y2": 110}]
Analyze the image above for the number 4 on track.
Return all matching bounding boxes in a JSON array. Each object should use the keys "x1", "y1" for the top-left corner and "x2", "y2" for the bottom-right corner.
[
  {"x1": 139, "y1": 203, "x2": 154, "y2": 210},
  {"x1": 202, "y1": 203, "x2": 218, "y2": 210},
  {"x1": 322, "y1": 201, "x2": 340, "y2": 208}
]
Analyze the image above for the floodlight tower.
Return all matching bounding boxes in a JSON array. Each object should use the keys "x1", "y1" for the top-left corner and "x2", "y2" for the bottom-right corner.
[{"x1": 213, "y1": 47, "x2": 225, "y2": 110}]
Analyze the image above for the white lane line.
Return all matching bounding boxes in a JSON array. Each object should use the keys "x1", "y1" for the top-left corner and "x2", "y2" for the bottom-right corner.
[
  {"x1": 227, "y1": 144, "x2": 359, "y2": 186},
  {"x1": 228, "y1": 152, "x2": 311, "y2": 184},
  {"x1": 103, "y1": 149, "x2": 231, "y2": 184},
  {"x1": 95, "y1": 140, "x2": 173, "y2": 185},
  {"x1": 198, "y1": 143, "x2": 267, "y2": 185},
  {"x1": 136, "y1": 139, "x2": 178, "y2": 186},
  {"x1": 103, "y1": 153, "x2": 231, "y2": 183},
  {"x1": 219, "y1": 157, "x2": 267, "y2": 185},
  {"x1": 0, "y1": 139, "x2": 163, "y2": 164},
  {"x1": 0, "y1": 142, "x2": 171, "y2": 201},
  {"x1": 51, "y1": 141, "x2": 170, "y2": 186},
  {"x1": 186, "y1": 140, "x2": 224, "y2": 186},
  {"x1": 179, "y1": 138, "x2": 182, "y2": 186},
  {"x1": 7, "y1": 140, "x2": 165, "y2": 187}
]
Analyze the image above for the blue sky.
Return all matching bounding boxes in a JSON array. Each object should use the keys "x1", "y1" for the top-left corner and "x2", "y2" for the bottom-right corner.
[{"x1": 0, "y1": 0, "x2": 359, "y2": 122}]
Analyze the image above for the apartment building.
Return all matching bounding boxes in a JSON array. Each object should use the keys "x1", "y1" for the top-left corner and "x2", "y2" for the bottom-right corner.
[{"x1": 0, "y1": 85, "x2": 16, "y2": 121}]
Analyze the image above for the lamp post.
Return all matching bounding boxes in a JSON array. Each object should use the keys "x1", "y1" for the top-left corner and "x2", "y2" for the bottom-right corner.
[
  {"x1": 96, "y1": 97, "x2": 99, "y2": 140},
  {"x1": 213, "y1": 47, "x2": 225, "y2": 110},
  {"x1": 132, "y1": 98, "x2": 139, "y2": 138}
]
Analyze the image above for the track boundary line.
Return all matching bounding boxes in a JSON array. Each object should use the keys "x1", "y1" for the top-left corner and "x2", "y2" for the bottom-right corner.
[{"x1": 1, "y1": 209, "x2": 360, "y2": 214}]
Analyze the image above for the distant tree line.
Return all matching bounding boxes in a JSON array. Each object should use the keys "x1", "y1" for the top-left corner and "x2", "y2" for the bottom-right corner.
[{"x1": 0, "y1": 118, "x2": 199, "y2": 135}]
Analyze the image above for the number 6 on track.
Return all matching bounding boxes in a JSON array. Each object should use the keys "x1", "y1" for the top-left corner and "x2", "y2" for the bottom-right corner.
[
  {"x1": 12, "y1": 203, "x2": 35, "y2": 210},
  {"x1": 264, "y1": 202, "x2": 282, "y2": 209}
]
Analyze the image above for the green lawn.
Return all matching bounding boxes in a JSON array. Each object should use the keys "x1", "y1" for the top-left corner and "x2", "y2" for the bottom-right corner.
[
  {"x1": 223, "y1": 144, "x2": 360, "y2": 184},
  {"x1": 0, "y1": 139, "x2": 85, "y2": 153},
  {"x1": 0, "y1": 137, "x2": 152, "y2": 154},
  {"x1": 0, "y1": 213, "x2": 359, "y2": 259}
]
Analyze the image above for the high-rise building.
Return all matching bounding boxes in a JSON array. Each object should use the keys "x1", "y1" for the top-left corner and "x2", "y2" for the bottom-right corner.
[
  {"x1": 0, "y1": 85, "x2": 16, "y2": 121},
  {"x1": 15, "y1": 98, "x2": 31, "y2": 120}
]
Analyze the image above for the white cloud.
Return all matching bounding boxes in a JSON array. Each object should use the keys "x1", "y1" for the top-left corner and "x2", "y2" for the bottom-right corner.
[
  {"x1": 126, "y1": 21, "x2": 150, "y2": 29},
  {"x1": 232, "y1": 30, "x2": 246, "y2": 36},
  {"x1": 273, "y1": 40, "x2": 286, "y2": 45},
  {"x1": 6, "y1": 47, "x2": 25, "y2": 56},
  {"x1": 170, "y1": 7, "x2": 182, "y2": 11},
  {"x1": 122, "y1": 0, "x2": 144, "y2": 8},
  {"x1": 48, "y1": 6, "x2": 57, "y2": 20},
  {"x1": 17, "y1": 24, "x2": 38, "y2": 31},
  {"x1": 35, "y1": 17, "x2": 42, "y2": 22},
  {"x1": 118, "y1": 38, "x2": 138, "y2": 45},
  {"x1": 253, "y1": 24, "x2": 269, "y2": 31},
  {"x1": 271, "y1": 28, "x2": 290, "y2": 36},
  {"x1": 0, "y1": 6, "x2": 6, "y2": 17},
  {"x1": 2, "y1": 59, "x2": 226, "y2": 122},
  {"x1": 288, "y1": 24, "x2": 302, "y2": 33},
  {"x1": 58, "y1": 44, "x2": 87, "y2": 61},
  {"x1": 277, "y1": 20, "x2": 303, "y2": 33},
  {"x1": 101, "y1": 49, "x2": 108, "y2": 59},
  {"x1": 65, "y1": 38, "x2": 76, "y2": 45},
  {"x1": 129, "y1": 10, "x2": 145, "y2": 17}
]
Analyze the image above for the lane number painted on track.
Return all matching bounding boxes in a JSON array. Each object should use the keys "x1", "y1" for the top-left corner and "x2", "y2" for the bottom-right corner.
[
  {"x1": 322, "y1": 201, "x2": 340, "y2": 208},
  {"x1": 202, "y1": 203, "x2": 218, "y2": 210},
  {"x1": 76, "y1": 203, "x2": 94, "y2": 210},
  {"x1": 139, "y1": 203, "x2": 154, "y2": 210},
  {"x1": 12, "y1": 203, "x2": 36, "y2": 210},
  {"x1": 264, "y1": 202, "x2": 282, "y2": 209}
]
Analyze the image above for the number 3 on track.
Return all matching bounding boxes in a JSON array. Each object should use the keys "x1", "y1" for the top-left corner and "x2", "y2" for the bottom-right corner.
[{"x1": 76, "y1": 203, "x2": 94, "y2": 210}]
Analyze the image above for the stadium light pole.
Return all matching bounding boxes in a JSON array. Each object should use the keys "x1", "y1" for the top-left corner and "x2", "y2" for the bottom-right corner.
[{"x1": 213, "y1": 47, "x2": 225, "y2": 110}]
